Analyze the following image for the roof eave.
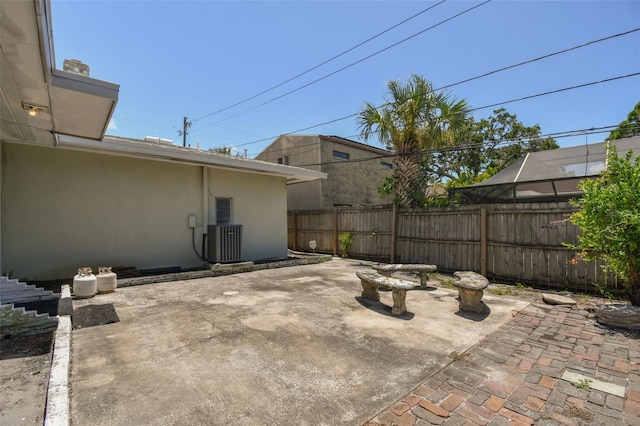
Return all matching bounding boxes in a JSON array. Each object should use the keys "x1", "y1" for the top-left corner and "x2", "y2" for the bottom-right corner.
[
  {"x1": 36, "y1": 0, "x2": 120, "y2": 141},
  {"x1": 53, "y1": 134, "x2": 326, "y2": 183}
]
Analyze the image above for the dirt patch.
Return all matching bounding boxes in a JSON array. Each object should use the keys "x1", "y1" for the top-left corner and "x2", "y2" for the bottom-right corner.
[
  {"x1": 428, "y1": 273, "x2": 617, "y2": 308},
  {"x1": 0, "y1": 332, "x2": 53, "y2": 360},
  {"x1": 0, "y1": 332, "x2": 53, "y2": 425}
]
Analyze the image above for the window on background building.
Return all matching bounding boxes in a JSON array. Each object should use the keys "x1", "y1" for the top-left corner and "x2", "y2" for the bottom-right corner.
[
  {"x1": 333, "y1": 151, "x2": 349, "y2": 160},
  {"x1": 381, "y1": 162, "x2": 393, "y2": 169},
  {"x1": 277, "y1": 156, "x2": 289, "y2": 165},
  {"x1": 216, "y1": 198, "x2": 232, "y2": 224}
]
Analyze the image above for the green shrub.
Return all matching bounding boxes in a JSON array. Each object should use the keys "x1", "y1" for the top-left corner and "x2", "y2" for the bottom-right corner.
[{"x1": 568, "y1": 145, "x2": 640, "y2": 305}]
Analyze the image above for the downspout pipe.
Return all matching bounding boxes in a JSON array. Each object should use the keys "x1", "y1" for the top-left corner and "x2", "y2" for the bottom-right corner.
[{"x1": 202, "y1": 167, "x2": 209, "y2": 260}]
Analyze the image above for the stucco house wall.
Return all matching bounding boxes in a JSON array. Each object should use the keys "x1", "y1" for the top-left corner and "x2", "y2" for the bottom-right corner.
[
  {"x1": 319, "y1": 139, "x2": 393, "y2": 207},
  {"x1": 287, "y1": 180, "x2": 323, "y2": 210},
  {"x1": 1, "y1": 143, "x2": 288, "y2": 280},
  {"x1": 257, "y1": 135, "x2": 393, "y2": 209},
  {"x1": 255, "y1": 134, "x2": 323, "y2": 210},
  {"x1": 207, "y1": 167, "x2": 288, "y2": 261}
]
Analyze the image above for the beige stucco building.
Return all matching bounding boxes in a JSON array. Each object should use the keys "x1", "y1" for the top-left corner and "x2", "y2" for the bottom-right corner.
[
  {"x1": 256, "y1": 135, "x2": 394, "y2": 210},
  {"x1": 0, "y1": 0, "x2": 324, "y2": 280}
]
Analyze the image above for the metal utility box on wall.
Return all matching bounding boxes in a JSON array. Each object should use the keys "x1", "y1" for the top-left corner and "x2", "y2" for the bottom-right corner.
[{"x1": 207, "y1": 225, "x2": 243, "y2": 263}]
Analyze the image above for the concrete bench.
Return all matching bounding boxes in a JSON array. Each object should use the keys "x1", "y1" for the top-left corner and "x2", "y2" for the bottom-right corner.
[
  {"x1": 453, "y1": 271, "x2": 489, "y2": 313},
  {"x1": 373, "y1": 263, "x2": 437, "y2": 289},
  {"x1": 356, "y1": 270, "x2": 416, "y2": 316}
]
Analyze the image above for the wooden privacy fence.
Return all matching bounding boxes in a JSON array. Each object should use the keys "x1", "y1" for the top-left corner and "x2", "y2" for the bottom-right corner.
[{"x1": 288, "y1": 202, "x2": 620, "y2": 294}]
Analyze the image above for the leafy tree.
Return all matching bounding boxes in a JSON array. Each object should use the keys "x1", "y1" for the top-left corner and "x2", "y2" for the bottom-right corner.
[
  {"x1": 209, "y1": 146, "x2": 247, "y2": 157},
  {"x1": 432, "y1": 108, "x2": 558, "y2": 187},
  {"x1": 606, "y1": 101, "x2": 640, "y2": 141},
  {"x1": 358, "y1": 74, "x2": 470, "y2": 207},
  {"x1": 210, "y1": 146, "x2": 232, "y2": 155},
  {"x1": 568, "y1": 146, "x2": 640, "y2": 305}
]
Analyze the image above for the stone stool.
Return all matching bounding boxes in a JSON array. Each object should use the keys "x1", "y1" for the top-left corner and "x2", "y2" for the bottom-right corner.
[{"x1": 453, "y1": 271, "x2": 489, "y2": 313}]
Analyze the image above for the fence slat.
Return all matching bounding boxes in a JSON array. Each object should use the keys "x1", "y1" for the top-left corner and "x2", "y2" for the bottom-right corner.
[{"x1": 288, "y1": 202, "x2": 617, "y2": 292}]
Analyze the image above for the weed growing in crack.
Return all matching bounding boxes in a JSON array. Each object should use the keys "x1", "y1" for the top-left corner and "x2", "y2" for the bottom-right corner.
[{"x1": 571, "y1": 378, "x2": 592, "y2": 391}]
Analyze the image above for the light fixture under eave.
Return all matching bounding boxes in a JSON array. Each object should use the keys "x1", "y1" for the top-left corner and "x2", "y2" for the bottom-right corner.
[{"x1": 21, "y1": 102, "x2": 50, "y2": 117}]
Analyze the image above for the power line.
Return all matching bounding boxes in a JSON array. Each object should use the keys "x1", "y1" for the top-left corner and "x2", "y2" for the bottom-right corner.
[
  {"x1": 430, "y1": 124, "x2": 639, "y2": 154},
  {"x1": 3, "y1": 118, "x2": 629, "y2": 170},
  {"x1": 252, "y1": 121, "x2": 635, "y2": 160},
  {"x1": 235, "y1": 71, "x2": 640, "y2": 148},
  {"x1": 292, "y1": 124, "x2": 630, "y2": 167},
  {"x1": 219, "y1": 28, "x2": 640, "y2": 148},
  {"x1": 436, "y1": 27, "x2": 640, "y2": 92},
  {"x1": 191, "y1": 0, "x2": 448, "y2": 122},
  {"x1": 468, "y1": 73, "x2": 640, "y2": 113},
  {"x1": 106, "y1": 19, "x2": 638, "y2": 144},
  {"x1": 190, "y1": 0, "x2": 492, "y2": 134},
  {"x1": 342, "y1": 73, "x2": 640, "y2": 139},
  {"x1": 252, "y1": 118, "x2": 640, "y2": 159}
]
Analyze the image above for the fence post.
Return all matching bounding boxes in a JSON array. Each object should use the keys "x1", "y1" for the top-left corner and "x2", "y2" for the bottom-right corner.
[
  {"x1": 390, "y1": 203, "x2": 398, "y2": 263},
  {"x1": 292, "y1": 211, "x2": 298, "y2": 251},
  {"x1": 481, "y1": 208, "x2": 487, "y2": 276},
  {"x1": 333, "y1": 208, "x2": 338, "y2": 257}
]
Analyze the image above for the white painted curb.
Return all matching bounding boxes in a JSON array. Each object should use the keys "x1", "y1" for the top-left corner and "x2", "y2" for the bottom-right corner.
[{"x1": 45, "y1": 285, "x2": 72, "y2": 426}]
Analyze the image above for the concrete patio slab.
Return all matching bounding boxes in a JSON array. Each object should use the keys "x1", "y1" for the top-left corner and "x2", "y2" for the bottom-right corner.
[{"x1": 69, "y1": 258, "x2": 528, "y2": 425}]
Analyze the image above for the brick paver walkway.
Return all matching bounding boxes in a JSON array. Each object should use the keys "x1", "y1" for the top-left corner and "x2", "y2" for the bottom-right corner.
[{"x1": 364, "y1": 302, "x2": 640, "y2": 425}]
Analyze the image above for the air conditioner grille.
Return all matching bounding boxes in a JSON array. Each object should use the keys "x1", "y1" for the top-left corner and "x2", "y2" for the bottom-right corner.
[{"x1": 207, "y1": 225, "x2": 242, "y2": 263}]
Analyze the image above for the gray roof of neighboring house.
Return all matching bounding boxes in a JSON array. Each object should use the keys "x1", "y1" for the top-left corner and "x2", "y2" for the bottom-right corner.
[{"x1": 453, "y1": 136, "x2": 640, "y2": 203}]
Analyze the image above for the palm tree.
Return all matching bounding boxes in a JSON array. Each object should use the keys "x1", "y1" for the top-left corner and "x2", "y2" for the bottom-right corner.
[{"x1": 358, "y1": 74, "x2": 470, "y2": 207}]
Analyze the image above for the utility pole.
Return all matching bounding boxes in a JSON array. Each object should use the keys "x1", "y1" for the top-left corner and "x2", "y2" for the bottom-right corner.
[{"x1": 178, "y1": 116, "x2": 192, "y2": 147}]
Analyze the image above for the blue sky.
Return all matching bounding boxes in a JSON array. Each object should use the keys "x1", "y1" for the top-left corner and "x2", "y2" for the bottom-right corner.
[{"x1": 51, "y1": 1, "x2": 639, "y2": 157}]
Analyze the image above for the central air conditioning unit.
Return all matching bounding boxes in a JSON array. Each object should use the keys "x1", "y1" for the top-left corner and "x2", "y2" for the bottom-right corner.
[{"x1": 207, "y1": 224, "x2": 242, "y2": 263}]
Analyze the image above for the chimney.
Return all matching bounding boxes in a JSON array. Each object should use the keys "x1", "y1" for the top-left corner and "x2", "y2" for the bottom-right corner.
[{"x1": 63, "y1": 59, "x2": 90, "y2": 77}]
